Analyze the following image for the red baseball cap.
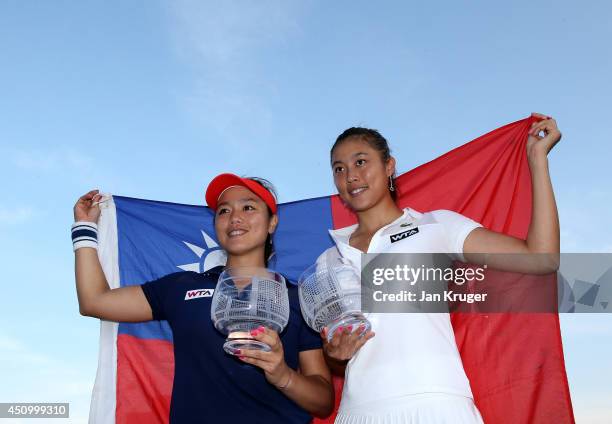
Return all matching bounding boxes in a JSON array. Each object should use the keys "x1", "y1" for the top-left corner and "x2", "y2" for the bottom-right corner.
[{"x1": 205, "y1": 173, "x2": 278, "y2": 214}]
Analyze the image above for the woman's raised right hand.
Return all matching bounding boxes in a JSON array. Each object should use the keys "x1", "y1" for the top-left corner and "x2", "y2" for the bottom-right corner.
[
  {"x1": 321, "y1": 324, "x2": 375, "y2": 362},
  {"x1": 74, "y1": 189, "x2": 103, "y2": 223}
]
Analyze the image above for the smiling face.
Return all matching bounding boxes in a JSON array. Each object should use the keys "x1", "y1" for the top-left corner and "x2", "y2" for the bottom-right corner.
[
  {"x1": 214, "y1": 185, "x2": 278, "y2": 263},
  {"x1": 331, "y1": 137, "x2": 396, "y2": 212}
]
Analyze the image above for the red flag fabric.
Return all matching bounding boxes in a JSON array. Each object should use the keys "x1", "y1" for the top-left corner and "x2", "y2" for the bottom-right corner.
[{"x1": 323, "y1": 116, "x2": 574, "y2": 423}]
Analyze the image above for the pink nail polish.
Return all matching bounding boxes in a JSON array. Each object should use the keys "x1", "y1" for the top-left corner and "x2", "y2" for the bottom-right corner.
[
  {"x1": 338, "y1": 326, "x2": 344, "y2": 332},
  {"x1": 250, "y1": 329, "x2": 258, "y2": 336},
  {"x1": 235, "y1": 349, "x2": 241, "y2": 355},
  {"x1": 258, "y1": 326, "x2": 265, "y2": 332}
]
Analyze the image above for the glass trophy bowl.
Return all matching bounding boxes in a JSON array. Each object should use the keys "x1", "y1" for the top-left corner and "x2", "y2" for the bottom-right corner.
[
  {"x1": 298, "y1": 258, "x2": 371, "y2": 341},
  {"x1": 211, "y1": 267, "x2": 290, "y2": 355}
]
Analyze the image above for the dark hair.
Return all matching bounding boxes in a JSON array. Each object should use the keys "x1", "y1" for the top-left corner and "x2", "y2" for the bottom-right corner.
[
  {"x1": 330, "y1": 127, "x2": 397, "y2": 200},
  {"x1": 245, "y1": 177, "x2": 277, "y2": 266}
]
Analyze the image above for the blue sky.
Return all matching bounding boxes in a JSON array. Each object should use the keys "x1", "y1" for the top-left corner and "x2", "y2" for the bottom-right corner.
[{"x1": 0, "y1": 1, "x2": 610, "y2": 422}]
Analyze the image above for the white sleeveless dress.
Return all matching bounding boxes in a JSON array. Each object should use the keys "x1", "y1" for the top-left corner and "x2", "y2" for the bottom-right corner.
[{"x1": 319, "y1": 208, "x2": 485, "y2": 424}]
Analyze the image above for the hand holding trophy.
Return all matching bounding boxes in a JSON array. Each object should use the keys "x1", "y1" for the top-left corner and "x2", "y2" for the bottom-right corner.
[
  {"x1": 211, "y1": 267, "x2": 289, "y2": 355},
  {"x1": 298, "y1": 257, "x2": 371, "y2": 342}
]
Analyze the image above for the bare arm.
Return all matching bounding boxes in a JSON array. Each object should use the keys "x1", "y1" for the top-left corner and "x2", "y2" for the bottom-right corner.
[
  {"x1": 238, "y1": 327, "x2": 335, "y2": 418},
  {"x1": 464, "y1": 114, "x2": 561, "y2": 273},
  {"x1": 74, "y1": 190, "x2": 153, "y2": 322},
  {"x1": 323, "y1": 352, "x2": 348, "y2": 376},
  {"x1": 286, "y1": 349, "x2": 334, "y2": 418}
]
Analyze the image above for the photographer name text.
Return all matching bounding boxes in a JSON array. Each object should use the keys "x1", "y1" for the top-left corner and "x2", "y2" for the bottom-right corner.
[{"x1": 373, "y1": 290, "x2": 488, "y2": 303}]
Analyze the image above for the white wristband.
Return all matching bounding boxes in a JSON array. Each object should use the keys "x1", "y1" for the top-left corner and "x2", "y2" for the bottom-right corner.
[{"x1": 72, "y1": 221, "x2": 98, "y2": 251}]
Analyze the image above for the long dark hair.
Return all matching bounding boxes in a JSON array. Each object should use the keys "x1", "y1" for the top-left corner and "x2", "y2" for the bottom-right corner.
[{"x1": 330, "y1": 127, "x2": 398, "y2": 201}]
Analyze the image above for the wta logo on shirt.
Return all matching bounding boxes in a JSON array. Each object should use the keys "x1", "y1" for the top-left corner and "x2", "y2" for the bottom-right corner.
[
  {"x1": 390, "y1": 227, "x2": 419, "y2": 243},
  {"x1": 184, "y1": 289, "x2": 214, "y2": 300}
]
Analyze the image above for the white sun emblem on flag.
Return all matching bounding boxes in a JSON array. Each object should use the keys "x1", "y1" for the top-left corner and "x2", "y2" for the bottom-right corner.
[{"x1": 177, "y1": 230, "x2": 227, "y2": 273}]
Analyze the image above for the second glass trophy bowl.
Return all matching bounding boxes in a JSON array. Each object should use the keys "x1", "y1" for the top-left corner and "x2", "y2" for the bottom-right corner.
[
  {"x1": 211, "y1": 267, "x2": 289, "y2": 355},
  {"x1": 298, "y1": 258, "x2": 371, "y2": 341}
]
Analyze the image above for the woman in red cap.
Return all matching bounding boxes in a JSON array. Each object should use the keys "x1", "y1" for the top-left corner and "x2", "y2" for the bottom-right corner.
[{"x1": 72, "y1": 174, "x2": 334, "y2": 423}]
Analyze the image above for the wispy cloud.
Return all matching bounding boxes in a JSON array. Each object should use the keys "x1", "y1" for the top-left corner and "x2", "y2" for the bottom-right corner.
[
  {"x1": 0, "y1": 206, "x2": 36, "y2": 226},
  {"x1": 0, "y1": 333, "x2": 55, "y2": 366},
  {"x1": 168, "y1": 0, "x2": 301, "y2": 67},
  {"x1": 559, "y1": 185, "x2": 611, "y2": 252},
  {"x1": 0, "y1": 334, "x2": 25, "y2": 350},
  {"x1": 165, "y1": 1, "x2": 304, "y2": 150},
  {"x1": 7, "y1": 146, "x2": 93, "y2": 173},
  {"x1": 1, "y1": 145, "x2": 126, "y2": 195},
  {"x1": 0, "y1": 332, "x2": 93, "y2": 423},
  {"x1": 560, "y1": 314, "x2": 612, "y2": 336}
]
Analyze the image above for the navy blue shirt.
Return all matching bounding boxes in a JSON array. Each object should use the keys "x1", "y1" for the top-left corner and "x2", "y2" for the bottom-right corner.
[{"x1": 140, "y1": 266, "x2": 321, "y2": 424}]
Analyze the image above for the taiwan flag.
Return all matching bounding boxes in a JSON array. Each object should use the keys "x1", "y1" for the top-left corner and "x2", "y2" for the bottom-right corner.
[{"x1": 91, "y1": 116, "x2": 574, "y2": 424}]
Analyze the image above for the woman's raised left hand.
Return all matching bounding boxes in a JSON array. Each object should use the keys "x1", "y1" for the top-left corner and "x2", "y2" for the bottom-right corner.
[
  {"x1": 527, "y1": 113, "x2": 562, "y2": 161},
  {"x1": 237, "y1": 326, "x2": 293, "y2": 388}
]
